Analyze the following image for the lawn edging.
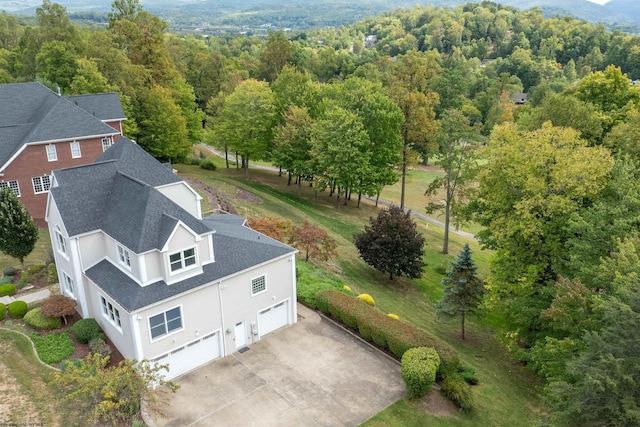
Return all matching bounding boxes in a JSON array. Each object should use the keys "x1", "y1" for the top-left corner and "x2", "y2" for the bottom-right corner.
[{"x1": 0, "y1": 327, "x2": 61, "y2": 372}]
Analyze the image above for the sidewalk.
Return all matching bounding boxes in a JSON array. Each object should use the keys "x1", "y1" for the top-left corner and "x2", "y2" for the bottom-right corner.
[{"x1": 0, "y1": 287, "x2": 51, "y2": 305}]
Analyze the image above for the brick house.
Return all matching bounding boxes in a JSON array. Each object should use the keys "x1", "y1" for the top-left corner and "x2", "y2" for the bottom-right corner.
[{"x1": 0, "y1": 82, "x2": 125, "y2": 226}]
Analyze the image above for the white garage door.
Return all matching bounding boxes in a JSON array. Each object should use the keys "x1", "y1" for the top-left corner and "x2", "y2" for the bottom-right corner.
[
  {"x1": 258, "y1": 300, "x2": 289, "y2": 337},
  {"x1": 154, "y1": 332, "x2": 221, "y2": 380}
]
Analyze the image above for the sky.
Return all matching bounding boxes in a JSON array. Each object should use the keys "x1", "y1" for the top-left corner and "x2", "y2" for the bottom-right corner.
[{"x1": 586, "y1": 0, "x2": 611, "y2": 4}]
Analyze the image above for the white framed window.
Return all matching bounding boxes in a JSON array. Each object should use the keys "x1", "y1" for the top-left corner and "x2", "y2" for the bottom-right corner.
[
  {"x1": 251, "y1": 275, "x2": 266, "y2": 296},
  {"x1": 0, "y1": 180, "x2": 20, "y2": 197},
  {"x1": 54, "y1": 225, "x2": 66, "y2": 255},
  {"x1": 117, "y1": 244, "x2": 131, "y2": 269},
  {"x1": 149, "y1": 307, "x2": 182, "y2": 340},
  {"x1": 46, "y1": 144, "x2": 57, "y2": 161},
  {"x1": 70, "y1": 141, "x2": 81, "y2": 158},
  {"x1": 32, "y1": 175, "x2": 51, "y2": 194},
  {"x1": 100, "y1": 295, "x2": 122, "y2": 329},
  {"x1": 61, "y1": 272, "x2": 74, "y2": 297},
  {"x1": 169, "y1": 248, "x2": 197, "y2": 273},
  {"x1": 102, "y1": 137, "x2": 112, "y2": 152}
]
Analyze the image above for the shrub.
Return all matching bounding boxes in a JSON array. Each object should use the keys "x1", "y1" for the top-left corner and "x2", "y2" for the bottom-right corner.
[
  {"x1": 200, "y1": 159, "x2": 216, "y2": 170},
  {"x1": 47, "y1": 263, "x2": 58, "y2": 285},
  {"x1": 357, "y1": 293, "x2": 375, "y2": 307},
  {"x1": 401, "y1": 347, "x2": 440, "y2": 398},
  {"x1": 88, "y1": 337, "x2": 112, "y2": 358},
  {"x1": 0, "y1": 283, "x2": 16, "y2": 296},
  {"x1": 24, "y1": 307, "x2": 62, "y2": 330},
  {"x1": 441, "y1": 375, "x2": 474, "y2": 411},
  {"x1": 185, "y1": 156, "x2": 201, "y2": 166},
  {"x1": 2, "y1": 267, "x2": 17, "y2": 276},
  {"x1": 0, "y1": 276, "x2": 11, "y2": 285},
  {"x1": 0, "y1": 302, "x2": 5, "y2": 320},
  {"x1": 70, "y1": 318, "x2": 103, "y2": 344},
  {"x1": 388, "y1": 313, "x2": 400, "y2": 320},
  {"x1": 343, "y1": 285, "x2": 353, "y2": 294},
  {"x1": 296, "y1": 262, "x2": 346, "y2": 309},
  {"x1": 41, "y1": 295, "x2": 77, "y2": 325},
  {"x1": 30, "y1": 332, "x2": 75, "y2": 365},
  {"x1": 459, "y1": 365, "x2": 479, "y2": 385},
  {"x1": 8, "y1": 300, "x2": 28, "y2": 318}
]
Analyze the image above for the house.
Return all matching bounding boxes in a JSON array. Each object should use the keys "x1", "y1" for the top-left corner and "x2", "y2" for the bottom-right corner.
[
  {"x1": 365, "y1": 35, "x2": 378, "y2": 49},
  {"x1": 45, "y1": 138, "x2": 298, "y2": 380},
  {"x1": 513, "y1": 92, "x2": 528, "y2": 105},
  {"x1": 0, "y1": 82, "x2": 125, "y2": 225}
]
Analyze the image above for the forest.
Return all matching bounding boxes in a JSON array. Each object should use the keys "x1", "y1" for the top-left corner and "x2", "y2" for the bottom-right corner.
[{"x1": 1, "y1": 0, "x2": 640, "y2": 425}]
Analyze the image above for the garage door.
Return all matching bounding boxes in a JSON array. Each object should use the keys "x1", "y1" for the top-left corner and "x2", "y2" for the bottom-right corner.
[
  {"x1": 154, "y1": 331, "x2": 221, "y2": 380},
  {"x1": 258, "y1": 300, "x2": 289, "y2": 337}
]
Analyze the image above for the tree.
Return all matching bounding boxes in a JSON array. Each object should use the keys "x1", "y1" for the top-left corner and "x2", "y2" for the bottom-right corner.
[
  {"x1": 0, "y1": 187, "x2": 38, "y2": 269},
  {"x1": 288, "y1": 220, "x2": 337, "y2": 262},
  {"x1": 53, "y1": 353, "x2": 178, "y2": 426},
  {"x1": 425, "y1": 109, "x2": 479, "y2": 254},
  {"x1": 258, "y1": 31, "x2": 295, "y2": 83},
  {"x1": 246, "y1": 215, "x2": 292, "y2": 242},
  {"x1": 108, "y1": 0, "x2": 142, "y2": 28},
  {"x1": 436, "y1": 244, "x2": 485, "y2": 340},
  {"x1": 353, "y1": 205, "x2": 426, "y2": 280},
  {"x1": 214, "y1": 79, "x2": 276, "y2": 178},
  {"x1": 40, "y1": 295, "x2": 76, "y2": 326}
]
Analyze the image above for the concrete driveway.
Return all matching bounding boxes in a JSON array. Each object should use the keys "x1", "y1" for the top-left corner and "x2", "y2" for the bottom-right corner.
[{"x1": 153, "y1": 304, "x2": 405, "y2": 427}]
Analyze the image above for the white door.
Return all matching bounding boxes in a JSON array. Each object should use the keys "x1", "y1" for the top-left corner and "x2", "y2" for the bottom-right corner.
[
  {"x1": 235, "y1": 321, "x2": 246, "y2": 348},
  {"x1": 155, "y1": 332, "x2": 221, "y2": 380},
  {"x1": 258, "y1": 300, "x2": 289, "y2": 337}
]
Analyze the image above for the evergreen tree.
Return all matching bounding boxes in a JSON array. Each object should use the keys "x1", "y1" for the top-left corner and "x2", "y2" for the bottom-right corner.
[
  {"x1": 353, "y1": 205, "x2": 426, "y2": 280},
  {"x1": 0, "y1": 187, "x2": 38, "y2": 269},
  {"x1": 436, "y1": 244, "x2": 485, "y2": 340}
]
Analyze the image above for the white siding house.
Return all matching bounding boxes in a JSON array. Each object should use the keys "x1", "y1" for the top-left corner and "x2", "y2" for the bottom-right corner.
[{"x1": 45, "y1": 138, "x2": 297, "y2": 379}]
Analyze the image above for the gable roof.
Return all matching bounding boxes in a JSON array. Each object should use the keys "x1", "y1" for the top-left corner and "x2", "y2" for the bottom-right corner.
[
  {"x1": 51, "y1": 137, "x2": 209, "y2": 252},
  {"x1": 0, "y1": 82, "x2": 121, "y2": 170},
  {"x1": 65, "y1": 93, "x2": 126, "y2": 122},
  {"x1": 86, "y1": 213, "x2": 296, "y2": 312}
]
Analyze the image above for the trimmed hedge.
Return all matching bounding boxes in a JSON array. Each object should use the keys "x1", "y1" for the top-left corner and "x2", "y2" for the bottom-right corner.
[
  {"x1": 0, "y1": 302, "x2": 5, "y2": 320},
  {"x1": 401, "y1": 347, "x2": 440, "y2": 398},
  {"x1": 296, "y1": 262, "x2": 347, "y2": 309},
  {"x1": 70, "y1": 318, "x2": 103, "y2": 344},
  {"x1": 8, "y1": 300, "x2": 28, "y2": 319},
  {"x1": 316, "y1": 290, "x2": 460, "y2": 373},
  {"x1": 0, "y1": 283, "x2": 16, "y2": 297},
  {"x1": 24, "y1": 307, "x2": 62, "y2": 330}
]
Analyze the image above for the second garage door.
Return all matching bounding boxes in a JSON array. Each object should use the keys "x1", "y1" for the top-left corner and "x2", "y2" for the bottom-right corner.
[
  {"x1": 155, "y1": 331, "x2": 222, "y2": 380},
  {"x1": 258, "y1": 300, "x2": 289, "y2": 337}
]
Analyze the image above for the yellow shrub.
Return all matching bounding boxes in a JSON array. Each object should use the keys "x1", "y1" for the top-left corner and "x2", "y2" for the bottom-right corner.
[
  {"x1": 357, "y1": 293, "x2": 375, "y2": 307},
  {"x1": 343, "y1": 285, "x2": 353, "y2": 294},
  {"x1": 388, "y1": 313, "x2": 400, "y2": 320}
]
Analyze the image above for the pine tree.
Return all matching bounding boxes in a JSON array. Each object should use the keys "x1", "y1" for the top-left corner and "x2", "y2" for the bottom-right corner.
[
  {"x1": 353, "y1": 205, "x2": 426, "y2": 280},
  {"x1": 436, "y1": 244, "x2": 485, "y2": 340},
  {"x1": 0, "y1": 187, "x2": 39, "y2": 269}
]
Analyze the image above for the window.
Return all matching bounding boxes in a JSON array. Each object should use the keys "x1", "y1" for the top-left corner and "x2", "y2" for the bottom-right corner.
[
  {"x1": 61, "y1": 272, "x2": 74, "y2": 297},
  {"x1": 0, "y1": 180, "x2": 20, "y2": 197},
  {"x1": 54, "y1": 225, "x2": 66, "y2": 255},
  {"x1": 117, "y1": 244, "x2": 131, "y2": 269},
  {"x1": 149, "y1": 307, "x2": 182, "y2": 340},
  {"x1": 46, "y1": 144, "x2": 57, "y2": 161},
  {"x1": 251, "y1": 275, "x2": 266, "y2": 296},
  {"x1": 70, "y1": 141, "x2": 81, "y2": 158},
  {"x1": 169, "y1": 248, "x2": 197, "y2": 272},
  {"x1": 32, "y1": 175, "x2": 51, "y2": 194},
  {"x1": 100, "y1": 296, "x2": 121, "y2": 329},
  {"x1": 102, "y1": 137, "x2": 112, "y2": 152}
]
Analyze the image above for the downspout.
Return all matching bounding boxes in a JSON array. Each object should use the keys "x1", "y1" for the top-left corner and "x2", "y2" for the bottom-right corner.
[
  {"x1": 217, "y1": 281, "x2": 226, "y2": 356},
  {"x1": 291, "y1": 256, "x2": 297, "y2": 324},
  {"x1": 131, "y1": 312, "x2": 144, "y2": 361}
]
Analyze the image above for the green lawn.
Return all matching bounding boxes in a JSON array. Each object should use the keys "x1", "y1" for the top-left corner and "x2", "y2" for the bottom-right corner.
[
  {"x1": 0, "y1": 228, "x2": 51, "y2": 273},
  {"x1": 176, "y1": 159, "x2": 547, "y2": 426}
]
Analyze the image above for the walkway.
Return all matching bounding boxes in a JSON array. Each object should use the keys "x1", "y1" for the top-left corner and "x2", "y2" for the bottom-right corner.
[{"x1": 0, "y1": 288, "x2": 51, "y2": 306}]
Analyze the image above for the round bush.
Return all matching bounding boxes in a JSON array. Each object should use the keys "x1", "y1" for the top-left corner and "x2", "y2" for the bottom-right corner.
[
  {"x1": 8, "y1": 300, "x2": 28, "y2": 319},
  {"x1": 357, "y1": 293, "x2": 375, "y2": 307},
  {"x1": 0, "y1": 283, "x2": 16, "y2": 297},
  {"x1": 70, "y1": 318, "x2": 103, "y2": 344},
  {"x1": 342, "y1": 285, "x2": 353, "y2": 294},
  {"x1": 2, "y1": 267, "x2": 17, "y2": 276},
  {"x1": 88, "y1": 337, "x2": 112, "y2": 358},
  {"x1": 24, "y1": 307, "x2": 62, "y2": 330},
  {"x1": 0, "y1": 302, "x2": 6, "y2": 320},
  {"x1": 388, "y1": 313, "x2": 400, "y2": 320},
  {"x1": 401, "y1": 347, "x2": 441, "y2": 398},
  {"x1": 200, "y1": 159, "x2": 216, "y2": 171}
]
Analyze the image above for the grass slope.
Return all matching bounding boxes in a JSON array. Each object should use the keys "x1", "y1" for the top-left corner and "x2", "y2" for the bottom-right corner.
[{"x1": 177, "y1": 156, "x2": 546, "y2": 426}]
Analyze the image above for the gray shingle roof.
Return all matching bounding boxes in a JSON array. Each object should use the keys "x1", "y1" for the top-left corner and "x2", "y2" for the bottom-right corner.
[
  {"x1": 85, "y1": 214, "x2": 296, "y2": 312},
  {"x1": 65, "y1": 93, "x2": 126, "y2": 122},
  {"x1": 51, "y1": 138, "x2": 209, "y2": 252},
  {"x1": 0, "y1": 82, "x2": 121, "y2": 169}
]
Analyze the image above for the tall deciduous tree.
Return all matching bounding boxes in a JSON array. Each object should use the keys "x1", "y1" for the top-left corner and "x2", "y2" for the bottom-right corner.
[
  {"x1": 214, "y1": 79, "x2": 276, "y2": 178},
  {"x1": 436, "y1": 244, "x2": 485, "y2": 340},
  {"x1": 258, "y1": 31, "x2": 295, "y2": 83},
  {"x1": 425, "y1": 109, "x2": 479, "y2": 254},
  {"x1": 354, "y1": 205, "x2": 426, "y2": 280},
  {"x1": 0, "y1": 187, "x2": 38, "y2": 269}
]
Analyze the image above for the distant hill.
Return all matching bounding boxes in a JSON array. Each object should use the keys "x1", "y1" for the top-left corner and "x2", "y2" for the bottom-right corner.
[{"x1": 2, "y1": 0, "x2": 640, "y2": 32}]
